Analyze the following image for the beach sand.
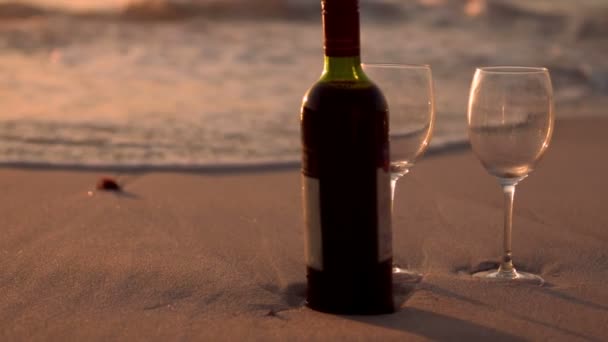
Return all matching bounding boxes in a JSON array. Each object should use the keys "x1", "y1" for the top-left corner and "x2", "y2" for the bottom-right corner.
[{"x1": 0, "y1": 117, "x2": 606, "y2": 341}]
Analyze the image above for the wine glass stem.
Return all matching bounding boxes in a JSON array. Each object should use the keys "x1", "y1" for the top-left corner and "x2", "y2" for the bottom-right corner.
[
  {"x1": 499, "y1": 183, "x2": 517, "y2": 277},
  {"x1": 390, "y1": 175, "x2": 401, "y2": 213},
  {"x1": 390, "y1": 179, "x2": 397, "y2": 212}
]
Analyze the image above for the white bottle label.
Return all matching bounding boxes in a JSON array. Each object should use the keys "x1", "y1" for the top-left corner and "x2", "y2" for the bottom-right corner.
[
  {"x1": 303, "y1": 169, "x2": 393, "y2": 270},
  {"x1": 303, "y1": 176, "x2": 323, "y2": 271},
  {"x1": 377, "y1": 168, "x2": 393, "y2": 263}
]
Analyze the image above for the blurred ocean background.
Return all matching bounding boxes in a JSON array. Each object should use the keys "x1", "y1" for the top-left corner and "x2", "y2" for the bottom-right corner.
[{"x1": 0, "y1": 0, "x2": 606, "y2": 168}]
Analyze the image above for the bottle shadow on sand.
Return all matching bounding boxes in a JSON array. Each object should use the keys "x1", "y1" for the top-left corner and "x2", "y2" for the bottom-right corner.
[
  {"x1": 351, "y1": 306, "x2": 526, "y2": 342},
  {"x1": 345, "y1": 274, "x2": 526, "y2": 341},
  {"x1": 250, "y1": 276, "x2": 598, "y2": 341}
]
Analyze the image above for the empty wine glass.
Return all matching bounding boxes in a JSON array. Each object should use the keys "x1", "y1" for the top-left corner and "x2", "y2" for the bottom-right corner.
[
  {"x1": 363, "y1": 63, "x2": 435, "y2": 281},
  {"x1": 467, "y1": 66, "x2": 554, "y2": 284}
]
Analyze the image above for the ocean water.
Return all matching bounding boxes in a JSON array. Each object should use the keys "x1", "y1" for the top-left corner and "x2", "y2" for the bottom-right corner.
[{"x1": 0, "y1": 0, "x2": 606, "y2": 168}]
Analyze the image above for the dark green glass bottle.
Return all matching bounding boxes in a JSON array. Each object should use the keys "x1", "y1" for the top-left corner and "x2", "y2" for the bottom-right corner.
[{"x1": 300, "y1": 0, "x2": 394, "y2": 315}]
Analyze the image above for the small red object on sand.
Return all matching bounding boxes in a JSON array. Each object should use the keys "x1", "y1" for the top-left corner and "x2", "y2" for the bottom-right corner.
[{"x1": 96, "y1": 177, "x2": 121, "y2": 191}]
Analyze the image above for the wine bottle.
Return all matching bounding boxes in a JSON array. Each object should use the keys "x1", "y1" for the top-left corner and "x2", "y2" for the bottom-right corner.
[{"x1": 300, "y1": 0, "x2": 394, "y2": 315}]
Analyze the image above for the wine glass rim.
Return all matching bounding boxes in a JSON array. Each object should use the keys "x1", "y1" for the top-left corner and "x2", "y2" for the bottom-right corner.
[
  {"x1": 476, "y1": 66, "x2": 548, "y2": 74},
  {"x1": 363, "y1": 62, "x2": 431, "y2": 69}
]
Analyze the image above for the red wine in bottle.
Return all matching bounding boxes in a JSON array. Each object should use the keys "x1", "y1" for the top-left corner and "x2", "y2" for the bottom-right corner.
[{"x1": 300, "y1": 0, "x2": 394, "y2": 315}]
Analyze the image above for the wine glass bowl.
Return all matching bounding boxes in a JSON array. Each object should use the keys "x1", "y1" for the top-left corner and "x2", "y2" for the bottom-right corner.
[
  {"x1": 363, "y1": 63, "x2": 435, "y2": 281},
  {"x1": 468, "y1": 67, "x2": 554, "y2": 180},
  {"x1": 467, "y1": 66, "x2": 554, "y2": 284},
  {"x1": 362, "y1": 63, "x2": 435, "y2": 183}
]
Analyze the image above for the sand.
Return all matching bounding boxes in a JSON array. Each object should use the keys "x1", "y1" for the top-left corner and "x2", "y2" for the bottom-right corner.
[{"x1": 0, "y1": 117, "x2": 607, "y2": 341}]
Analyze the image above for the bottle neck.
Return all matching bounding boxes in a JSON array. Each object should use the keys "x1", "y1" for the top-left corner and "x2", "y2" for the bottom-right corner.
[
  {"x1": 321, "y1": 56, "x2": 367, "y2": 81},
  {"x1": 321, "y1": 0, "x2": 364, "y2": 81}
]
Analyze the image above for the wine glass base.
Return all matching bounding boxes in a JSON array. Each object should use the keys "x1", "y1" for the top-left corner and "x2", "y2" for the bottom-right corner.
[
  {"x1": 473, "y1": 269, "x2": 544, "y2": 285},
  {"x1": 392, "y1": 265, "x2": 423, "y2": 283}
]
